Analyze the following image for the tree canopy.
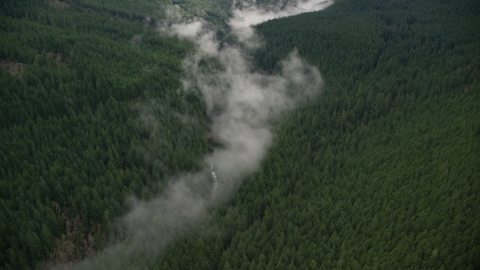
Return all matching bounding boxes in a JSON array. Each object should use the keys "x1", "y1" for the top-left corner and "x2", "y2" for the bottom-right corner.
[{"x1": 1, "y1": 0, "x2": 479, "y2": 269}]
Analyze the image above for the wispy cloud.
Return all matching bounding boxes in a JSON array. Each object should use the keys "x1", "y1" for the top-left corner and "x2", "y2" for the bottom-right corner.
[{"x1": 65, "y1": 1, "x2": 330, "y2": 269}]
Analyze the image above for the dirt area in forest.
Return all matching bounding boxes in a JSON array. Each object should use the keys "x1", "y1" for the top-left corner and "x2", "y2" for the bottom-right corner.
[
  {"x1": 0, "y1": 60, "x2": 25, "y2": 78},
  {"x1": 49, "y1": 0, "x2": 70, "y2": 8},
  {"x1": 47, "y1": 52, "x2": 68, "y2": 66},
  {"x1": 41, "y1": 201, "x2": 112, "y2": 269}
]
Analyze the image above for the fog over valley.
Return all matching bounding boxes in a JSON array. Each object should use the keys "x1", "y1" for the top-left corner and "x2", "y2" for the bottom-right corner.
[
  {"x1": 67, "y1": 0, "x2": 329, "y2": 268},
  {"x1": 2, "y1": 0, "x2": 478, "y2": 268}
]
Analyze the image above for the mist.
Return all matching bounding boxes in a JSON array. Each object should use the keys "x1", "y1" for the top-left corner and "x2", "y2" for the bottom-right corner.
[
  {"x1": 230, "y1": 0, "x2": 334, "y2": 29},
  {"x1": 66, "y1": 0, "x2": 329, "y2": 269}
]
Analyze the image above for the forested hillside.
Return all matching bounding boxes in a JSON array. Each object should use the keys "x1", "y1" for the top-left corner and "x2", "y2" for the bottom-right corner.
[
  {"x1": 154, "y1": 0, "x2": 480, "y2": 269},
  {"x1": 0, "y1": 0, "x2": 213, "y2": 268},
  {"x1": 1, "y1": 0, "x2": 479, "y2": 269}
]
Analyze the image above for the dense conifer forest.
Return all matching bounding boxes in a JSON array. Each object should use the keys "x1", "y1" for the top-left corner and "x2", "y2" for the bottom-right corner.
[
  {"x1": 1, "y1": 0, "x2": 479, "y2": 269},
  {"x1": 0, "y1": 0, "x2": 211, "y2": 268}
]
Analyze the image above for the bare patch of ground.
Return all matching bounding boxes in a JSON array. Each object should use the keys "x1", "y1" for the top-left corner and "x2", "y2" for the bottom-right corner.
[
  {"x1": 47, "y1": 52, "x2": 68, "y2": 66},
  {"x1": 0, "y1": 60, "x2": 25, "y2": 78},
  {"x1": 49, "y1": 0, "x2": 70, "y2": 8},
  {"x1": 41, "y1": 201, "x2": 112, "y2": 268}
]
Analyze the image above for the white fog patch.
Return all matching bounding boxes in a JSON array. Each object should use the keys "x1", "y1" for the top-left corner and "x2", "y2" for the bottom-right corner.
[
  {"x1": 69, "y1": 174, "x2": 210, "y2": 270},
  {"x1": 230, "y1": 0, "x2": 334, "y2": 28},
  {"x1": 185, "y1": 44, "x2": 322, "y2": 196},
  {"x1": 159, "y1": 14, "x2": 219, "y2": 55},
  {"x1": 229, "y1": 0, "x2": 334, "y2": 46},
  {"x1": 66, "y1": 1, "x2": 330, "y2": 269}
]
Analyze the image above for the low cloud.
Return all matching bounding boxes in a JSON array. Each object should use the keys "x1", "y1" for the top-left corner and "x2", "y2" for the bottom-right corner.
[
  {"x1": 66, "y1": 1, "x2": 328, "y2": 269},
  {"x1": 230, "y1": 0, "x2": 334, "y2": 28}
]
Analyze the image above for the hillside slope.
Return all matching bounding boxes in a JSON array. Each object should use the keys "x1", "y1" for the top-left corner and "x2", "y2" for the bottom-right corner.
[
  {"x1": 0, "y1": 0, "x2": 212, "y2": 268},
  {"x1": 154, "y1": 0, "x2": 480, "y2": 269},
  {"x1": 1, "y1": 0, "x2": 479, "y2": 269}
]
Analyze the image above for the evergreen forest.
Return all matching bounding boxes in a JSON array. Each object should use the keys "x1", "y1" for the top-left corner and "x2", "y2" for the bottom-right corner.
[{"x1": 0, "y1": 0, "x2": 479, "y2": 269}]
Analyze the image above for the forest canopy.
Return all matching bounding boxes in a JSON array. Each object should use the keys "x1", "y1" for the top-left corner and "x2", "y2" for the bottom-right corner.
[{"x1": 0, "y1": 0, "x2": 479, "y2": 269}]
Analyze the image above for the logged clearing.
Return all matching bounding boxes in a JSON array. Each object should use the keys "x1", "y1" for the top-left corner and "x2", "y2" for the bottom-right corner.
[
  {"x1": 49, "y1": 0, "x2": 70, "y2": 8},
  {"x1": 0, "y1": 60, "x2": 25, "y2": 78}
]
